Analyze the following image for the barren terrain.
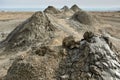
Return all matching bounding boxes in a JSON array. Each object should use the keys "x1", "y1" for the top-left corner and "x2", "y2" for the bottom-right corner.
[{"x1": 0, "y1": 6, "x2": 120, "y2": 79}]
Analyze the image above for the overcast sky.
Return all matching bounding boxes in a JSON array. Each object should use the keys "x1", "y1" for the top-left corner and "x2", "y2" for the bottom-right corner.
[{"x1": 0, "y1": 0, "x2": 120, "y2": 8}]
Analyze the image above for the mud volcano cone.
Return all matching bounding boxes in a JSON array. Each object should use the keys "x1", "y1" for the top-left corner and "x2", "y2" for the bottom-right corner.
[
  {"x1": 71, "y1": 11, "x2": 94, "y2": 25},
  {"x1": 4, "y1": 11, "x2": 56, "y2": 50},
  {"x1": 44, "y1": 6, "x2": 60, "y2": 14},
  {"x1": 57, "y1": 32, "x2": 120, "y2": 80},
  {"x1": 61, "y1": 6, "x2": 70, "y2": 12},
  {"x1": 70, "y1": 4, "x2": 81, "y2": 12}
]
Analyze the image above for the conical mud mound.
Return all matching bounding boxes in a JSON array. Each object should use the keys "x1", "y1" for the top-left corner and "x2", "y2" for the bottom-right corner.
[
  {"x1": 44, "y1": 6, "x2": 60, "y2": 14},
  {"x1": 4, "y1": 32, "x2": 120, "y2": 80},
  {"x1": 70, "y1": 4, "x2": 81, "y2": 12},
  {"x1": 3, "y1": 11, "x2": 56, "y2": 51},
  {"x1": 71, "y1": 11, "x2": 94, "y2": 25},
  {"x1": 61, "y1": 6, "x2": 70, "y2": 12},
  {"x1": 57, "y1": 32, "x2": 120, "y2": 80}
]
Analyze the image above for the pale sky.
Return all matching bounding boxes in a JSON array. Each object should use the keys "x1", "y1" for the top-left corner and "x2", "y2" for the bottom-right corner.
[{"x1": 0, "y1": 0, "x2": 120, "y2": 8}]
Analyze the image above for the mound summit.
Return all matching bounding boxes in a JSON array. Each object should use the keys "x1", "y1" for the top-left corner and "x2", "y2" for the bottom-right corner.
[
  {"x1": 44, "y1": 6, "x2": 60, "y2": 14},
  {"x1": 61, "y1": 6, "x2": 70, "y2": 12},
  {"x1": 70, "y1": 4, "x2": 81, "y2": 12}
]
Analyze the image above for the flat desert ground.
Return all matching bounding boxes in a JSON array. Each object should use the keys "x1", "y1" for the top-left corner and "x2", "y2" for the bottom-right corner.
[{"x1": 0, "y1": 12, "x2": 34, "y2": 41}]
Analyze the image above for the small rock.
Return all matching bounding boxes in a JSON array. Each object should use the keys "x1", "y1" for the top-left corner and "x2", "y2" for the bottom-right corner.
[{"x1": 83, "y1": 31, "x2": 94, "y2": 41}]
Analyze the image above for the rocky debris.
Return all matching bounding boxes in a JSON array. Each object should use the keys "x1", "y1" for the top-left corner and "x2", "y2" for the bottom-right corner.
[
  {"x1": 83, "y1": 31, "x2": 94, "y2": 39},
  {"x1": 71, "y1": 11, "x2": 95, "y2": 25},
  {"x1": 0, "y1": 32, "x2": 8, "y2": 41},
  {"x1": 4, "y1": 32, "x2": 120, "y2": 80},
  {"x1": 61, "y1": 6, "x2": 70, "y2": 12},
  {"x1": 70, "y1": 4, "x2": 81, "y2": 12},
  {"x1": 83, "y1": 31, "x2": 95, "y2": 42},
  {"x1": 44, "y1": 6, "x2": 60, "y2": 14},
  {"x1": 31, "y1": 46, "x2": 55, "y2": 56},
  {"x1": 0, "y1": 32, "x2": 6, "y2": 38},
  {"x1": 62, "y1": 35, "x2": 79, "y2": 49},
  {"x1": 2, "y1": 11, "x2": 56, "y2": 51},
  {"x1": 57, "y1": 32, "x2": 120, "y2": 80}
]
